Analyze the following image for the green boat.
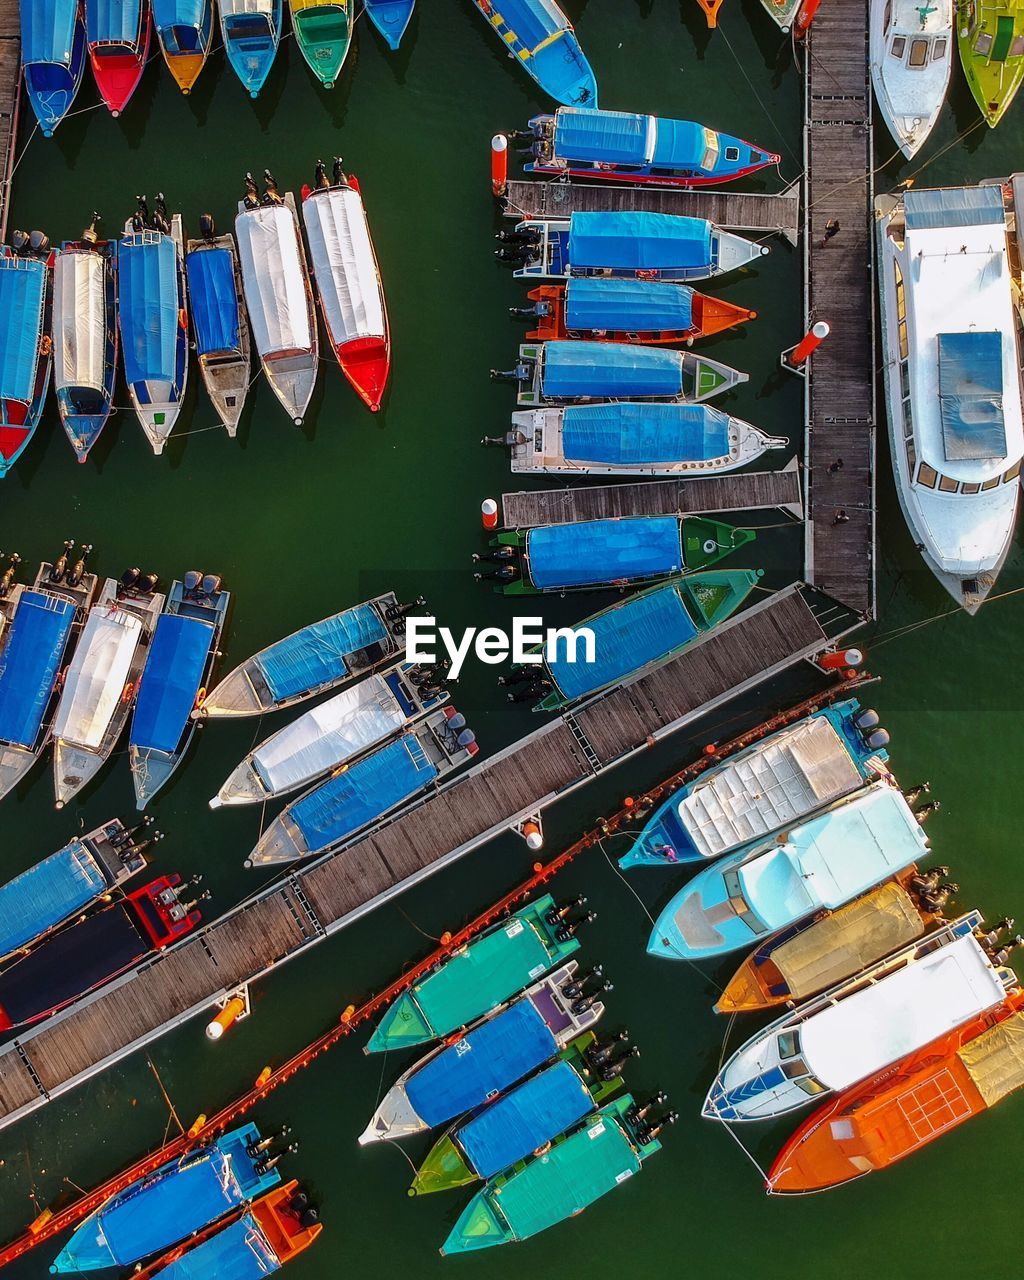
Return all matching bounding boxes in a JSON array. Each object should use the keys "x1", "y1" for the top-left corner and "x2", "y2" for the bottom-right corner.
[
  {"x1": 440, "y1": 1095, "x2": 663, "y2": 1254},
  {"x1": 365, "y1": 895, "x2": 580, "y2": 1054},
  {"x1": 958, "y1": 0, "x2": 1024, "y2": 126},
  {"x1": 289, "y1": 0, "x2": 352, "y2": 88},
  {"x1": 479, "y1": 516, "x2": 754, "y2": 596},
  {"x1": 527, "y1": 569, "x2": 762, "y2": 712}
]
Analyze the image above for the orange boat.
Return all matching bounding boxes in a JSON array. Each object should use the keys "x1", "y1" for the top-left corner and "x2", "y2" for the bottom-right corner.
[
  {"x1": 767, "y1": 988, "x2": 1024, "y2": 1194},
  {"x1": 696, "y1": 0, "x2": 725, "y2": 27},
  {"x1": 521, "y1": 281, "x2": 755, "y2": 345}
]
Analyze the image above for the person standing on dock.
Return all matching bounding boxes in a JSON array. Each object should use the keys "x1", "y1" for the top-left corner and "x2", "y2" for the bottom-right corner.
[
  {"x1": 832, "y1": 509, "x2": 850, "y2": 525},
  {"x1": 820, "y1": 219, "x2": 841, "y2": 247}
]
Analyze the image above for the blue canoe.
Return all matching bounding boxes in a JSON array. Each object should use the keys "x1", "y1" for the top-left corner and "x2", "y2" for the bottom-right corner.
[
  {"x1": 219, "y1": 0, "x2": 282, "y2": 96},
  {"x1": 19, "y1": 0, "x2": 87, "y2": 136},
  {"x1": 0, "y1": 252, "x2": 52, "y2": 477},
  {"x1": 363, "y1": 0, "x2": 414, "y2": 49},
  {"x1": 468, "y1": 0, "x2": 597, "y2": 107}
]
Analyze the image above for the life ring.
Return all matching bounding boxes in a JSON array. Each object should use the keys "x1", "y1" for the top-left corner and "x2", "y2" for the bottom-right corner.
[
  {"x1": 194, "y1": 686, "x2": 207, "y2": 710},
  {"x1": 637, "y1": 269, "x2": 657, "y2": 280},
  {"x1": 121, "y1": 680, "x2": 135, "y2": 703}
]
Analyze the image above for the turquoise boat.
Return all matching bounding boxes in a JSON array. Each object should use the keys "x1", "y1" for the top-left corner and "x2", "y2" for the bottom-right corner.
[
  {"x1": 219, "y1": 0, "x2": 282, "y2": 96},
  {"x1": 441, "y1": 1096, "x2": 662, "y2": 1253},
  {"x1": 467, "y1": 0, "x2": 598, "y2": 107},
  {"x1": 363, "y1": 0, "x2": 414, "y2": 49},
  {"x1": 366, "y1": 894, "x2": 580, "y2": 1053}
]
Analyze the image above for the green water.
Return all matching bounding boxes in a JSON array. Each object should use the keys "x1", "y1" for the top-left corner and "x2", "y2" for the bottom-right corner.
[{"x1": 0, "y1": 1, "x2": 1021, "y2": 1275}]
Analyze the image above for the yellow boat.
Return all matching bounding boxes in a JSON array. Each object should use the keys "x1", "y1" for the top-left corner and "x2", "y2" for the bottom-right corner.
[{"x1": 153, "y1": 0, "x2": 215, "y2": 94}]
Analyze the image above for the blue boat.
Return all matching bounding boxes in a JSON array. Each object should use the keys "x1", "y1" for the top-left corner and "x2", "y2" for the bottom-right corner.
[
  {"x1": 152, "y1": 0, "x2": 215, "y2": 93},
  {"x1": 51, "y1": 1123, "x2": 282, "y2": 1273},
  {"x1": 219, "y1": 0, "x2": 283, "y2": 96},
  {"x1": 647, "y1": 780, "x2": 931, "y2": 962},
  {"x1": 524, "y1": 107, "x2": 780, "y2": 187},
  {"x1": 0, "y1": 246, "x2": 53, "y2": 478},
  {"x1": 19, "y1": 0, "x2": 87, "y2": 136},
  {"x1": 363, "y1": 0, "x2": 414, "y2": 49},
  {"x1": 468, "y1": 0, "x2": 597, "y2": 107},
  {"x1": 619, "y1": 699, "x2": 892, "y2": 869},
  {"x1": 129, "y1": 575, "x2": 231, "y2": 809}
]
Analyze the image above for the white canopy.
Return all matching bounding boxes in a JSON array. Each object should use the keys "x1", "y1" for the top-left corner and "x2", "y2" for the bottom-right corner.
[
  {"x1": 220, "y1": 0, "x2": 274, "y2": 14},
  {"x1": 235, "y1": 204, "x2": 312, "y2": 358},
  {"x1": 251, "y1": 673, "x2": 405, "y2": 794},
  {"x1": 53, "y1": 251, "x2": 106, "y2": 394},
  {"x1": 303, "y1": 187, "x2": 385, "y2": 347},
  {"x1": 53, "y1": 607, "x2": 142, "y2": 749}
]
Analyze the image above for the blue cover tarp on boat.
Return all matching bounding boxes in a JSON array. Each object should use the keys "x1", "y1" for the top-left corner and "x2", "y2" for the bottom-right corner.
[
  {"x1": 568, "y1": 212, "x2": 712, "y2": 271},
  {"x1": 564, "y1": 278, "x2": 694, "y2": 333},
  {"x1": 527, "y1": 518, "x2": 682, "y2": 589},
  {"x1": 497, "y1": 0, "x2": 565, "y2": 48},
  {"x1": 651, "y1": 118, "x2": 706, "y2": 169},
  {"x1": 157, "y1": 1216, "x2": 280, "y2": 1280},
  {"x1": 937, "y1": 331, "x2": 1007, "y2": 461},
  {"x1": 904, "y1": 185, "x2": 1004, "y2": 231},
  {"x1": 20, "y1": 0, "x2": 79, "y2": 64},
  {"x1": 459, "y1": 1061, "x2": 593, "y2": 1179},
  {"x1": 86, "y1": 0, "x2": 140, "y2": 44},
  {"x1": 0, "y1": 839, "x2": 106, "y2": 957},
  {"x1": 0, "y1": 591, "x2": 75, "y2": 748},
  {"x1": 131, "y1": 614, "x2": 214, "y2": 754},
  {"x1": 290, "y1": 734, "x2": 437, "y2": 852},
  {"x1": 153, "y1": 0, "x2": 206, "y2": 30},
  {"x1": 562, "y1": 403, "x2": 729, "y2": 464},
  {"x1": 406, "y1": 1000, "x2": 556, "y2": 1128},
  {"x1": 554, "y1": 109, "x2": 649, "y2": 165},
  {"x1": 118, "y1": 235, "x2": 179, "y2": 386},
  {"x1": 542, "y1": 341, "x2": 682, "y2": 398},
  {"x1": 185, "y1": 246, "x2": 240, "y2": 356},
  {"x1": 257, "y1": 604, "x2": 389, "y2": 702},
  {"x1": 546, "y1": 584, "x2": 696, "y2": 702},
  {"x1": 0, "y1": 259, "x2": 46, "y2": 402}
]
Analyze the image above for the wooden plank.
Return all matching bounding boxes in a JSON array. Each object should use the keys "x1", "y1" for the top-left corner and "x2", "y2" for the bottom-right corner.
[{"x1": 0, "y1": 1048, "x2": 41, "y2": 1112}]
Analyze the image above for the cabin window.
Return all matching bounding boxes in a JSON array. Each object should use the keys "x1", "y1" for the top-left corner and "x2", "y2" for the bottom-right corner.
[
  {"x1": 933, "y1": 37, "x2": 947, "y2": 58},
  {"x1": 902, "y1": 397, "x2": 914, "y2": 438},
  {"x1": 723, "y1": 870, "x2": 768, "y2": 936},
  {"x1": 938, "y1": 474, "x2": 959, "y2": 493},
  {"x1": 917, "y1": 463, "x2": 938, "y2": 488},
  {"x1": 905, "y1": 438, "x2": 917, "y2": 470},
  {"x1": 1004, "y1": 460, "x2": 1022, "y2": 482},
  {"x1": 982, "y1": 475, "x2": 1000, "y2": 491},
  {"x1": 899, "y1": 360, "x2": 911, "y2": 402},
  {"x1": 883, "y1": 0, "x2": 892, "y2": 30},
  {"x1": 891, "y1": 35, "x2": 906, "y2": 57},
  {"x1": 909, "y1": 38, "x2": 929, "y2": 67},
  {"x1": 961, "y1": 481, "x2": 980, "y2": 494},
  {"x1": 1012, "y1": 36, "x2": 1024, "y2": 57},
  {"x1": 725, "y1": 146, "x2": 740, "y2": 161},
  {"x1": 796, "y1": 1076, "x2": 828, "y2": 1096},
  {"x1": 974, "y1": 31, "x2": 993, "y2": 54},
  {"x1": 781, "y1": 1057, "x2": 811, "y2": 1080},
  {"x1": 778, "y1": 1030, "x2": 801, "y2": 1060}
]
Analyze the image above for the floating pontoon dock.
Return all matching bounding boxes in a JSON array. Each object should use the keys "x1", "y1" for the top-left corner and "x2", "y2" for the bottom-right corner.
[{"x1": 0, "y1": 0, "x2": 18, "y2": 240}]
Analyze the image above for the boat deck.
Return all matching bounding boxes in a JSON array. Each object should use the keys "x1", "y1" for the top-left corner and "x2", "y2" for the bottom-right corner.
[{"x1": 0, "y1": 0, "x2": 18, "y2": 241}]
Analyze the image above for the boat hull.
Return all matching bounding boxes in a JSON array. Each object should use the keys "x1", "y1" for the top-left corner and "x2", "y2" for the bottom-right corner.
[
  {"x1": 89, "y1": 2, "x2": 151, "y2": 115},
  {"x1": 291, "y1": 0, "x2": 351, "y2": 83},
  {"x1": 154, "y1": 0, "x2": 214, "y2": 94},
  {"x1": 22, "y1": 4, "x2": 88, "y2": 136},
  {"x1": 221, "y1": 0, "x2": 283, "y2": 96},
  {"x1": 363, "y1": 0, "x2": 414, "y2": 49}
]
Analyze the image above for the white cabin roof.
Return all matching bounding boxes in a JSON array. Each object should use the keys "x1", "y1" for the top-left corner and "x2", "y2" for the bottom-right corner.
[
  {"x1": 53, "y1": 607, "x2": 142, "y2": 749},
  {"x1": 53, "y1": 251, "x2": 106, "y2": 394},
  {"x1": 303, "y1": 187, "x2": 385, "y2": 348},
  {"x1": 235, "y1": 204, "x2": 312, "y2": 358}
]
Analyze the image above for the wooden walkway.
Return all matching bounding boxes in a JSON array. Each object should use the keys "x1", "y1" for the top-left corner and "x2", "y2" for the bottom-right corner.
[
  {"x1": 504, "y1": 179, "x2": 801, "y2": 245},
  {"x1": 0, "y1": 0, "x2": 18, "y2": 241},
  {"x1": 502, "y1": 459, "x2": 802, "y2": 527},
  {"x1": 0, "y1": 587, "x2": 830, "y2": 1132},
  {"x1": 802, "y1": 0, "x2": 876, "y2": 617}
]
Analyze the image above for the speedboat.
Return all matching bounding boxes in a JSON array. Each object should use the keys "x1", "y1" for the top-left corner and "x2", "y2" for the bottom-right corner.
[
  {"x1": 363, "y1": 0, "x2": 414, "y2": 49},
  {"x1": 870, "y1": 0, "x2": 952, "y2": 157},
  {"x1": 0, "y1": 233, "x2": 54, "y2": 478},
  {"x1": 185, "y1": 219, "x2": 251, "y2": 436},
  {"x1": 219, "y1": 0, "x2": 282, "y2": 96},
  {"x1": 467, "y1": 0, "x2": 597, "y2": 106},
  {"x1": 87, "y1": 0, "x2": 151, "y2": 116},
  {"x1": 289, "y1": 0, "x2": 351, "y2": 86},
  {"x1": 877, "y1": 184, "x2": 1024, "y2": 613},
  {"x1": 152, "y1": 0, "x2": 214, "y2": 93},
  {"x1": 958, "y1": 0, "x2": 1024, "y2": 127},
  {"x1": 19, "y1": 0, "x2": 87, "y2": 135}
]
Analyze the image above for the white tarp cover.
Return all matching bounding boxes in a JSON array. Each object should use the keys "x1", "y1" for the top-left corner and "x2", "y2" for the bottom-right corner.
[
  {"x1": 53, "y1": 252, "x2": 106, "y2": 393},
  {"x1": 304, "y1": 187, "x2": 385, "y2": 347},
  {"x1": 252, "y1": 673, "x2": 405, "y2": 793},
  {"x1": 53, "y1": 607, "x2": 142, "y2": 749},
  {"x1": 220, "y1": 0, "x2": 274, "y2": 14},
  {"x1": 235, "y1": 204, "x2": 312, "y2": 358}
]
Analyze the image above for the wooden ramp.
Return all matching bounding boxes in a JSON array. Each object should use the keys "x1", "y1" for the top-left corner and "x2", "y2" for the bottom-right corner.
[
  {"x1": 0, "y1": 0, "x2": 19, "y2": 241},
  {"x1": 0, "y1": 587, "x2": 828, "y2": 1133},
  {"x1": 504, "y1": 179, "x2": 801, "y2": 245}
]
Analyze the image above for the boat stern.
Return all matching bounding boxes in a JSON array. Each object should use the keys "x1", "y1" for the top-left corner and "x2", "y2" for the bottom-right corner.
[{"x1": 53, "y1": 739, "x2": 103, "y2": 809}]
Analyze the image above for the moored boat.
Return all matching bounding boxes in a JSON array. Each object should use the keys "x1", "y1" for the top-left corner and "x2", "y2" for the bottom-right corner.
[
  {"x1": 958, "y1": 0, "x2": 1024, "y2": 127},
  {"x1": 363, "y1": 0, "x2": 414, "y2": 49},
  {"x1": 185, "y1": 219, "x2": 251, "y2": 436},
  {"x1": 290, "y1": 0, "x2": 351, "y2": 86},
  {"x1": 302, "y1": 162, "x2": 390, "y2": 411},
  {"x1": 695, "y1": 0, "x2": 724, "y2": 27},
  {"x1": 219, "y1": 0, "x2": 282, "y2": 96},
  {"x1": 152, "y1": 0, "x2": 214, "y2": 93},
  {"x1": 19, "y1": 0, "x2": 87, "y2": 136},
  {"x1": 87, "y1": 0, "x2": 151, "y2": 116},
  {"x1": 759, "y1": 0, "x2": 802, "y2": 31},
  {"x1": 129, "y1": 573, "x2": 230, "y2": 808},
  {"x1": 468, "y1": 0, "x2": 597, "y2": 106},
  {"x1": 247, "y1": 706, "x2": 479, "y2": 865},
  {"x1": 870, "y1": 0, "x2": 952, "y2": 158},
  {"x1": 0, "y1": 234, "x2": 55, "y2": 478}
]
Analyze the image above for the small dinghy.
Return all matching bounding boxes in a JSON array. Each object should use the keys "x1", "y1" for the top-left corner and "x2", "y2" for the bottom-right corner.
[
  {"x1": 467, "y1": 0, "x2": 597, "y2": 107},
  {"x1": 290, "y1": 0, "x2": 352, "y2": 86},
  {"x1": 86, "y1": 0, "x2": 151, "y2": 116},
  {"x1": 247, "y1": 706, "x2": 479, "y2": 865},
  {"x1": 870, "y1": 0, "x2": 952, "y2": 157},
  {"x1": 185, "y1": 218, "x2": 251, "y2": 436},
  {"x1": 363, "y1": 0, "x2": 413, "y2": 50},
  {"x1": 236, "y1": 176, "x2": 319, "y2": 425},
  {"x1": 152, "y1": 0, "x2": 214, "y2": 93},
  {"x1": 50, "y1": 570, "x2": 165, "y2": 808},
  {"x1": 19, "y1": 0, "x2": 87, "y2": 136},
  {"x1": 302, "y1": 160, "x2": 390, "y2": 411},
  {"x1": 958, "y1": 0, "x2": 1024, "y2": 127},
  {"x1": 759, "y1": 0, "x2": 802, "y2": 31},
  {"x1": 0, "y1": 232, "x2": 54, "y2": 478},
  {"x1": 219, "y1": 0, "x2": 282, "y2": 96}
]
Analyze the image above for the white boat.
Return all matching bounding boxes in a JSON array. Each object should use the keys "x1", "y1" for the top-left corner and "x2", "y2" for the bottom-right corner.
[
  {"x1": 877, "y1": 184, "x2": 1024, "y2": 613},
  {"x1": 235, "y1": 194, "x2": 318, "y2": 424},
  {"x1": 870, "y1": 0, "x2": 953, "y2": 158}
]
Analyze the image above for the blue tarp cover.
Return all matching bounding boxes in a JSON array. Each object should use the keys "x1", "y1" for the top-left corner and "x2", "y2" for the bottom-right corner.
[
  {"x1": 542, "y1": 341, "x2": 682, "y2": 398},
  {"x1": 546, "y1": 584, "x2": 696, "y2": 702},
  {"x1": 20, "y1": 0, "x2": 79, "y2": 63},
  {"x1": 561, "y1": 403, "x2": 729, "y2": 465},
  {"x1": 257, "y1": 604, "x2": 388, "y2": 702},
  {"x1": 651, "y1": 118, "x2": 706, "y2": 169},
  {"x1": 131, "y1": 613, "x2": 214, "y2": 755},
  {"x1": 153, "y1": 0, "x2": 207, "y2": 29},
  {"x1": 904, "y1": 185, "x2": 1005, "y2": 231},
  {"x1": 86, "y1": 0, "x2": 141, "y2": 44},
  {"x1": 554, "y1": 109, "x2": 650, "y2": 165},
  {"x1": 495, "y1": 0, "x2": 565, "y2": 48},
  {"x1": 406, "y1": 1000, "x2": 556, "y2": 1128},
  {"x1": 185, "y1": 246, "x2": 240, "y2": 356},
  {"x1": 0, "y1": 839, "x2": 105, "y2": 957},
  {"x1": 459, "y1": 1060, "x2": 593, "y2": 1179},
  {"x1": 0, "y1": 259, "x2": 46, "y2": 403},
  {"x1": 290, "y1": 734, "x2": 437, "y2": 852},
  {"x1": 936, "y1": 331, "x2": 1007, "y2": 462},
  {"x1": 527, "y1": 517, "x2": 682, "y2": 589},
  {"x1": 564, "y1": 278, "x2": 694, "y2": 333},
  {"x1": 568, "y1": 212, "x2": 712, "y2": 271},
  {"x1": 118, "y1": 235, "x2": 179, "y2": 386},
  {"x1": 158, "y1": 1216, "x2": 280, "y2": 1280},
  {"x1": 0, "y1": 591, "x2": 75, "y2": 748}
]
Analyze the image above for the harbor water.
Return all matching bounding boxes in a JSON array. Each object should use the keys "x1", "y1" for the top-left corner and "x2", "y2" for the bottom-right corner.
[{"x1": 0, "y1": 1, "x2": 1021, "y2": 1275}]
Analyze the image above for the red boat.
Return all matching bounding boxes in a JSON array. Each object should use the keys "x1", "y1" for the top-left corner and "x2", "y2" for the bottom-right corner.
[{"x1": 87, "y1": 0, "x2": 151, "y2": 117}]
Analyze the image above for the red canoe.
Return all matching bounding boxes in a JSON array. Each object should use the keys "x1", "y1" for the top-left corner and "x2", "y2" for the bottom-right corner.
[{"x1": 88, "y1": 0, "x2": 152, "y2": 116}]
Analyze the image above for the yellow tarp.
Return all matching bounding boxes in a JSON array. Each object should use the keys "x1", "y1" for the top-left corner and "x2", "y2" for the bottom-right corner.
[{"x1": 959, "y1": 1011, "x2": 1024, "y2": 1108}]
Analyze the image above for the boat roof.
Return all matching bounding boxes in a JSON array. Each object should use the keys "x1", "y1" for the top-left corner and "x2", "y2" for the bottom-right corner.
[
  {"x1": 54, "y1": 252, "x2": 107, "y2": 394},
  {"x1": 527, "y1": 517, "x2": 682, "y2": 589},
  {"x1": 52, "y1": 607, "x2": 142, "y2": 750},
  {"x1": 185, "y1": 246, "x2": 241, "y2": 357},
  {"x1": 568, "y1": 211, "x2": 713, "y2": 271},
  {"x1": 903, "y1": 185, "x2": 1005, "y2": 230},
  {"x1": 959, "y1": 1009, "x2": 1024, "y2": 1108},
  {"x1": 221, "y1": 0, "x2": 275, "y2": 15},
  {"x1": 131, "y1": 613, "x2": 215, "y2": 755},
  {"x1": 542, "y1": 340, "x2": 683, "y2": 398},
  {"x1": 0, "y1": 257, "x2": 47, "y2": 403},
  {"x1": 497, "y1": 0, "x2": 569, "y2": 49},
  {"x1": 562, "y1": 402, "x2": 729, "y2": 465},
  {"x1": 118, "y1": 235, "x2": 180, "y2": 386},
  {"x1": 235, "y1": 204, "x2": 312, "y2": 357},
  {"x1": 0, "y1": 839, "x2": 107, "y2": 957},
  {"x1": 152, "y1": 0, "x2": 207, "y2": 29},
  {"x1": 255, "y1": 604, "x2": 389, "y2": 702},
  {"x1": 936, "y1": 330, "x2": 1006, "y2": 461},
  {"x1": 86, "y1": 0, "x2": 140, "y2": 43},
  {"x1": 304, "y1": 186, "x2": 385, "y2": 345},
  {"x1": 0, "y1": 590, "x2": 76, "y2": 748},
  {"x1": 21, "y1": 0, "x2": 79, "y2": 65},
  {"x1": 802, "y1": 935, "x2": 1006, "y2": 1090},
  {"x1": 156, "y1": 1214, "x2": 279, "y2": 1279},
  {"x1": 554, "y1": 107, "x2": 711, "y2": 170},
  {"x1": 564, "y1": 277, "x2": 694, "y2": 332}
]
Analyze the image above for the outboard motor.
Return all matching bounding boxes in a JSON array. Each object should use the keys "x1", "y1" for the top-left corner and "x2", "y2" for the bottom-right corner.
[
  {"x1": 130, "y1": 831, "x2": 165, "y2": 859},
  {"x1": 473, "y1": 546, "x2": 517, "y2": 564},
  {"x1": 586, "y1": 1031, "x2": 629, "y2": 1068},
  {"x1": 507, "y1": 679, "x2": 552, "y2": 703},
  {"x1": 555, "y1": 909, "x2": 597, "y2": 943},
  {"x1": 562, "y1": 963, "x2": 604, "y2": 1000},
  {"x1": 385, "y1": 596, "x2": 426, "y2": 622},
  {"x1": 865, "y1": 728, "x2": 890, "y2": 750},
  {"x1": 263, "y1": 168, "x2": 282, "y2": 205},
  {"x1": 418, "y1": 682, "x2": 446, "y2": 701},
  {"x1": 904, "y1": 781, "x2": 930, "y2": 806},
  {"x1": 599, "y1": 1045, "x2": 640, "y2": 1081},
  {"x1": 570, "y1": 990, "x2": 603, "y2": 1017},
  {"x1": 199, "y1": 213, "x2": 216, "y2": 240},
  {"x1": 131, "y1": 209, "x2": 145, "y2": 233},
  {"x1": 82, "y1": 212, "x2": 101, "y2": 246},
  {"x1": 509, "y1": 303, "x2": 543, "y2": 320},
  {"x1": 254, "y1": 1142, "x2": 297, "y2": 1176},
  {"x1": 489, "y1": 364, "x2": 528, "y2": 384},
  {"x1": 455, "y1": 728, "x2": 476, "y2": 752},
  {"x1": 332, "y1": 156, "x2": 347, "y2": 187},
  {"x1": 409, "y1": 662, "x2": 448, "y2": 687},
  {"x1": 152, "y1": 194, "x2": 170, "y2": 235},
  {"x1": 67, "y1": 543, "x2": 92, "y2": 588},
  {"x1": 915, "y1": 800, "x2": 941, "y2": 824},
  {"x1": 135, "y1": 194, "x2": 151, "y2": 228},
  {"x1": 10, "y1": 229, "x2": 29, "y2": 255},
  {"x1": 137, "y1": 571, "x2": 160, "y2": 595},
  {"x1": 28, "y1": 230, "x2": 50, "y2": 257},
  {"x1": 637, "y1": 1110, "x2": 678, "y2": 1145},
  {"x1": 474, "y1": 565, "x2": 518, "y2": 583},
  {"x1": 625, "y1": 1092, "x2": 669, "y2": 1126},
  {"x1": 119, "y1": 567, "x2": 142, "y2": 596},
  {"x1": 854, "y1": 708, "x2": 880, "y2": 732},
  {"x1": 0, "y1": 553, "x2": 21, "y2": 598},
  {"x1": 243, "y1": 172, "x2": 261, "y2": 209},
  {"x1": 113, "y1": 814, "x2": 155, "y2": 847},
  {"x1": 547, "y1": 896, "x2": 587, "y2": 927},
  {"x1": 50, "y1": 540, "x2": 74, "y2": 583},
  {"x1": 507, "y1": 128, "x2": 535, "y2": 143},
  {"x1": 495, "y1": 246, "x2": 529, "y2": 264},
  {"x1": 202, "y1": 573, "x2": 222, "y2": 597},
  {"x1": 498, "y1": 666, "x2": 540, "y2": 686},
  {"x1": 314, "y1": 158, "x2": 329, "y2": 190},
  {"x1": 183, "y1": 569, "x2": 203, "y2": 596},
  {"x1": 247, "y1": 1126, "x2": 290, "y2": 1158}
]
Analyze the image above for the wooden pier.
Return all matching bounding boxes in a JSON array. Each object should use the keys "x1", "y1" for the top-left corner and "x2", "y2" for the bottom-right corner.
[{"x1": 0, "y1": 0, "x2": 18, "y2": 241}]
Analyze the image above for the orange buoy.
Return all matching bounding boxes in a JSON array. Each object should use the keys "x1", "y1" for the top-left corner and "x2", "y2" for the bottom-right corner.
[
  {"x1": 522, "y1": 820, "x2": 543, "y2": 851},
  {"x1": 703, "y1": 743, "x2": 718, "y2": 756},
  {"x1": 255, "y1": 1067, "x2": 272, "y2": 1088},
  {"x1": 794, "y1": 0, "x2": 823, "y2": 38},
  {"x1": 441, "y1": 931, "x2": 453, "y2": 945},
  {"x1": 788, "y1": 321, "x2": 830, "y2": 365},
  {"x1": 481, "y1": 498, "x2": 499, "y2": 530},
  {"x1": 206, "y1": 996, "x2": 245, "y2": 1041},
  {"x1": 340, "y1": 1004, "x2": 356, "y2": 1023},
  {"x1": 819, "y1": 648, "x2": 863, "y2": 671},
  {"x1": 28, "y1": 1209, "x2": 53, "y2": 1235},
  {"x1": 187, "y1": 1114, "x2": 207, "y2": 1138},
  {"x1": 491, "y1": 135, "x2": 509, "y2": 197}
]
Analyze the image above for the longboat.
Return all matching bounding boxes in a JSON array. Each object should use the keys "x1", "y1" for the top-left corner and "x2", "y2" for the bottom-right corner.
[
  {"x1": 152, "y1": 0, "x2": 215, "y2": 94},
  {"x1": 290, "y1": 0, "x2": 352, "y2": 86},
  {"x1": 185, "y1": 222, "x2": 251, "y2": 436},
  {"x1": 0, "y1": 235, "x2": 54, "y2": 478},
  {"x1": 648, "y1": 779, "x2": 929, "y2": 962},
  {"x1": 86, "y1": 0, "x2": 151, "y2": 116},
  {"x1": 247, "y1": 707, "x2": 479, "y2": 865},
  {"x1": 219, "y1": 0, "x2": 282, "y2": 96},
  {"x1": 870, "y1": 0, "x2": 952, "y2": 157},
  {"x1": 19, "y1": 0, "x2": 87, "y2": 136},
  {"x1": 129, "y1": 574, "x2": 230, "y2": 808},
  {"x1": 467, "y1": 0, "x2": 597, "y2": 107},
  {"x1": 958, "y1": 0, "x2": 1024, "y2": 126},
  {"x1": 363, "y1": 0, "x2": 414, "y2": 50},
  {"x1": 360, "y1": 961, "x2": 605, "y2": 1144},
  {"x1": 759, "y1": 0, "x2": 802, "y2": 31}
]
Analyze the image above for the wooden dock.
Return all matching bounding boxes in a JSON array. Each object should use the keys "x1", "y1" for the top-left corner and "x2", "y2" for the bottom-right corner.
[
  {"x1": 0, "y1": 0, "x2": 18, "y2": 241},
  {"x1": 504, "y1": 179, "x2": 801, "y2": 246},
  {"x1": 801, "y1": 0, "x2": 876, "y2": 617},
  {"x1": 0, "y1": 586, "x2": 832, "y2": 1132}
]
